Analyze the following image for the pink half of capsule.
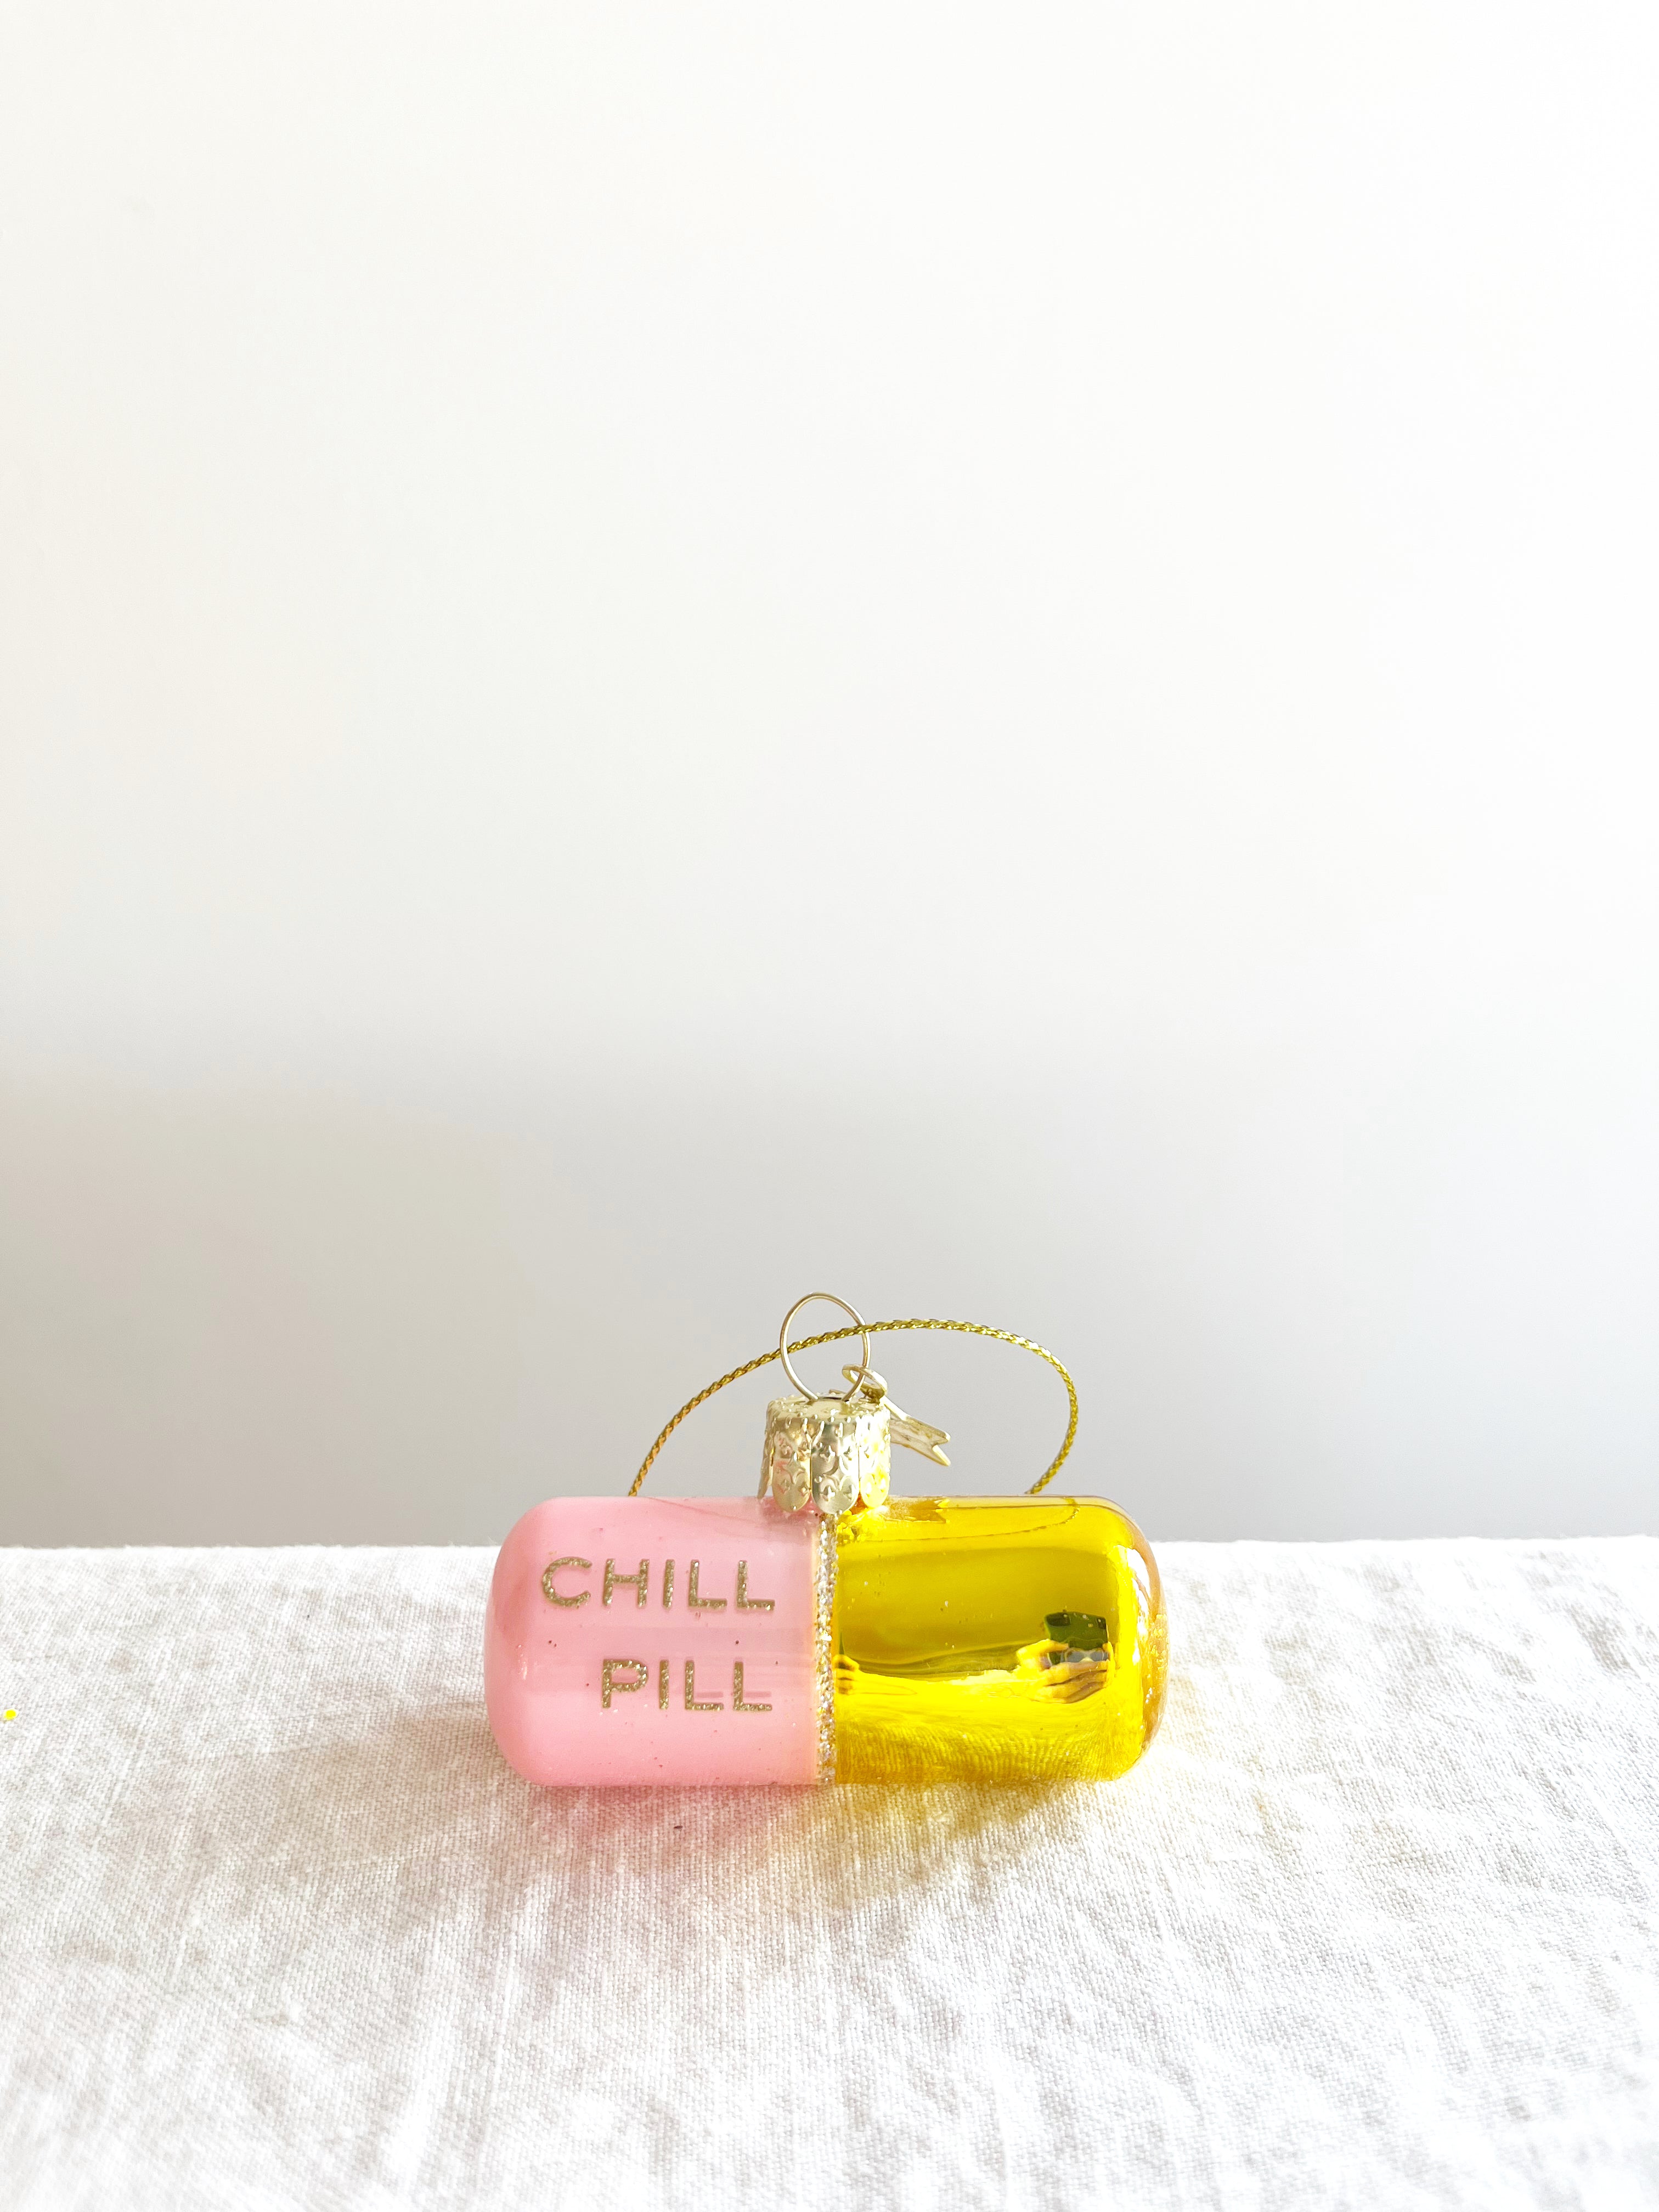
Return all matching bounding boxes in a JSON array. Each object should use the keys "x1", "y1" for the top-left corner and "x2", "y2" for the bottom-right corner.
[{"x1": 484, "y1": 1495, "x2": 819, "y2": 1786}]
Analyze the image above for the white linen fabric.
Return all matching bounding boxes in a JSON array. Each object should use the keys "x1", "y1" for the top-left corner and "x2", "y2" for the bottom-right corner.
[{"x1": 1, "y1": 1539, "x2": 1655, "y2": 2211}]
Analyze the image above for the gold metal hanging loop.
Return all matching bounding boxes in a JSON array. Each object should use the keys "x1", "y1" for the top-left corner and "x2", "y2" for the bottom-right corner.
[{"x1": 776, "y1": 1291, "x2": 872, "y2": 1403}]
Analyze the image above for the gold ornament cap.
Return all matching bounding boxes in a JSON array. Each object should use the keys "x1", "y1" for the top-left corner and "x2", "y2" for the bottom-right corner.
[{"x1": 762, "y1": 1395, "x2": 891, "y2": 1516}]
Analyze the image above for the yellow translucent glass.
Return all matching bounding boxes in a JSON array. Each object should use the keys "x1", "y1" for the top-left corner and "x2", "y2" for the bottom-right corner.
[{"x1": 832, "y1": 1495, "x2": 1166, "y2": 1784}]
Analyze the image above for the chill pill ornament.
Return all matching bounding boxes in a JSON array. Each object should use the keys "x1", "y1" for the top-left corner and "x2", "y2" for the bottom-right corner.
[{"x1": 485, "y1": 1293, "x2": 1166, "y2": 1786}]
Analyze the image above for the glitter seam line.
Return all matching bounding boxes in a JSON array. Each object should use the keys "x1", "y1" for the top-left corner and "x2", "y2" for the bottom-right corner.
[{"x1": 814, "y1": 1513, "x2": 837, "y2": 1787}]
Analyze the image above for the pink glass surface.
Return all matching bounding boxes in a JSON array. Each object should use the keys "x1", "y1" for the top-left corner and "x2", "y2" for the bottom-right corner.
[{"x1": 484, "y1": 1496, "x2": 819, "y2": 1786}]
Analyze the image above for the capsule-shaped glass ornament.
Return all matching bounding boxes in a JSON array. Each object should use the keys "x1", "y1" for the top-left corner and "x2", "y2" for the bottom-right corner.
[{"x1": 486, "y1": 1295, "x2": 1166, "y2": 1787}]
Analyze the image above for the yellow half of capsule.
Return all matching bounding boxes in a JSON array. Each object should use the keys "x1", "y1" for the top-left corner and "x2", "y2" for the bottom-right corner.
[{"x1": 832, "y1": 1496, "x2": 1166, "y2": 1784}]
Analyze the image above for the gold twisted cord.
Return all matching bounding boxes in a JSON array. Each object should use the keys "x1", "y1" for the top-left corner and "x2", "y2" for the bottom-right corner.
[{"x1": 628, "y1": 1317, "x2": 1079, "y2": 1498}]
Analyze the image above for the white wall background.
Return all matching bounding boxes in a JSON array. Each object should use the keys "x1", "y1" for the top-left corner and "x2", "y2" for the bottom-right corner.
[{"x1": 2, "y1": 2, "x2": 1655, "y2": 1544}]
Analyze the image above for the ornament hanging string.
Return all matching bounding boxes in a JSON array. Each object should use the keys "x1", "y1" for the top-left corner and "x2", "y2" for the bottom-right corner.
[{"x1": 629, "y1": 1317, "x2": 1078, "y2": 1498}]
